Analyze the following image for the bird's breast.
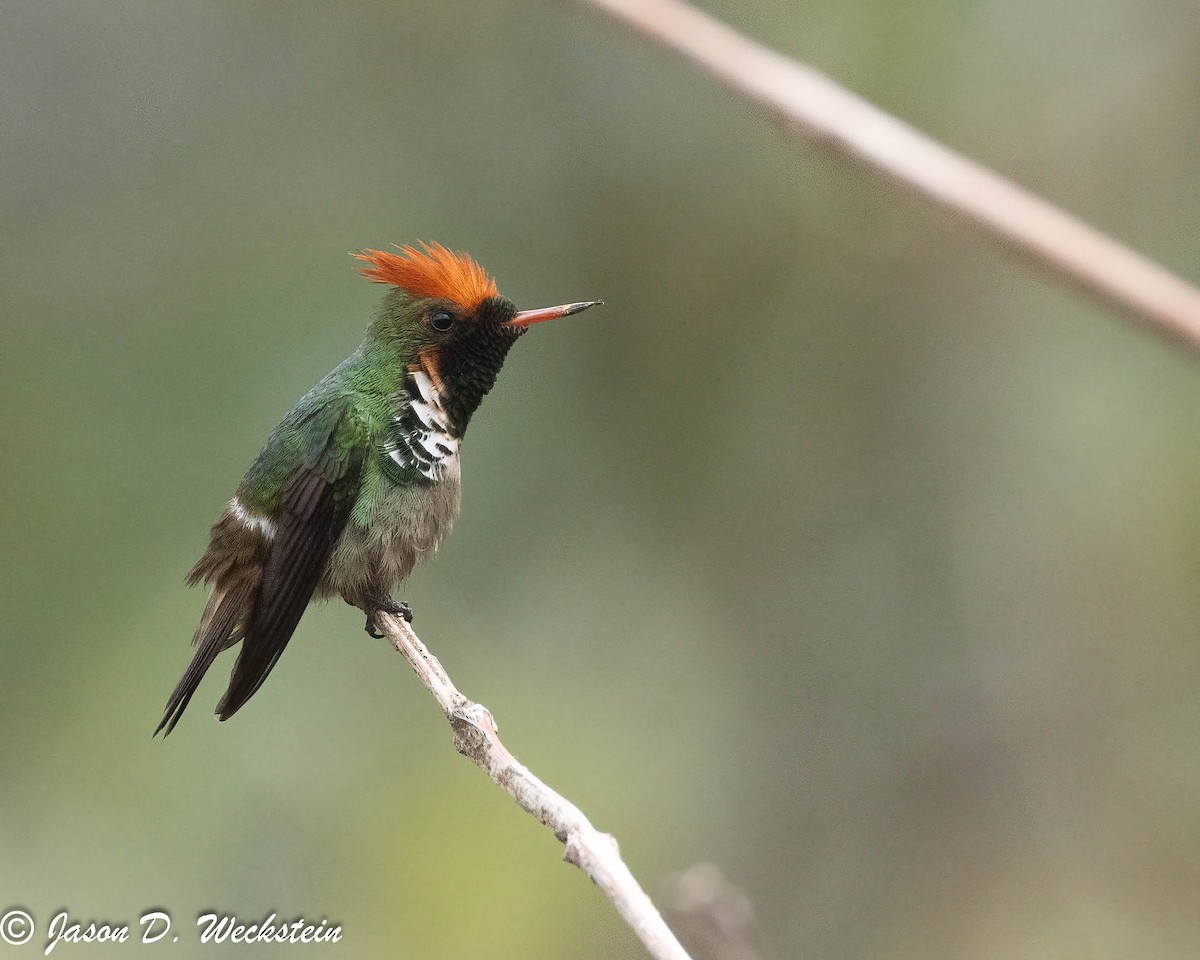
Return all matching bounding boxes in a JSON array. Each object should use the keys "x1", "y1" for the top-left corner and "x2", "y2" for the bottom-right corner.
[{"x1": 323, "y1": 462, "x2": 462, "y2": 597}]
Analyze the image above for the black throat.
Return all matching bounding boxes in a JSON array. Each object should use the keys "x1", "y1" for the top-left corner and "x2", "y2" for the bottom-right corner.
[{"x1": 440, "y1": 297, "x2": 524, "y2": 436}]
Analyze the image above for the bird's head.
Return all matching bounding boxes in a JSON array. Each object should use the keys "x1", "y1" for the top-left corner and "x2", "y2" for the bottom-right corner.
[{"x1": 354, "y1": 242, "x2": 600, "y2": 433}]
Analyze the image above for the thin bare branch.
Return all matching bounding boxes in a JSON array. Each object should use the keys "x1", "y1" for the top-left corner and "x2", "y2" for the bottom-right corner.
[
  {"x1": 377, "y1": 612, "x2": 693, "y2": 960},
  {"x1": 582, "y1": 0, "x2": 1200, "y2": 354}
]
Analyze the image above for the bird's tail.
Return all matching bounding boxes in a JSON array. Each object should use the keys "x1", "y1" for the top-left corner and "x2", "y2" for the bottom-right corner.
[{"x1": 154, "y1": 578, "x2": 255, "y2": 737}]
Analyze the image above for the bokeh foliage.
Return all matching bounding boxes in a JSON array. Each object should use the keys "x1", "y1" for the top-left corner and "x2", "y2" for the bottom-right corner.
[{"x1": 4, "y1": 1, "x2": 1200, "y2": 957}]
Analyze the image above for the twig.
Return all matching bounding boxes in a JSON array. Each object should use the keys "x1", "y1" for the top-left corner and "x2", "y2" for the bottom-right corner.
[
  {"x1": 581, "y1": 0, "x2": 1200, "y2": 354},
  {"x1": 378, "y1": 612, "x2": 694, "y2": 960}
]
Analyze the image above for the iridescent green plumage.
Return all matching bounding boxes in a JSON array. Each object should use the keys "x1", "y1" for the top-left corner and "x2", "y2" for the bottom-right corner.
[{"x1": 156, "y1": 244, "x2": 600, "y2": 735}]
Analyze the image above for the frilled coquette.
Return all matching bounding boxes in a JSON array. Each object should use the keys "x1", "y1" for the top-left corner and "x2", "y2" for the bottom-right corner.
[{"x1": 156, "y1": 243, "x2": 601, "y2": 734}]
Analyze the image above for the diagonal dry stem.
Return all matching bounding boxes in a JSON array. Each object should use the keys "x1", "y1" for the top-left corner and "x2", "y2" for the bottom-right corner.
[
  {"x1": 582, "y1": 0, "x2": 1200, "y2": 354},
  {"x1": 378, "y1": 612, "x2": 693, "y2": 960}
]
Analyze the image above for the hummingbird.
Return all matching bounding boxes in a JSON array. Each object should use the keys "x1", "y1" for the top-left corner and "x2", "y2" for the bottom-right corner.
[{"x1": 155, "y1": 242, "x2": 601, "y2": 735}]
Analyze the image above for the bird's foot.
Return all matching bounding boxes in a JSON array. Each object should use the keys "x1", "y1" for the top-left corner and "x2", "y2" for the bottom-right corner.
[{"x1": 363, "y1": 596, "x2": 413, "y2": 638}]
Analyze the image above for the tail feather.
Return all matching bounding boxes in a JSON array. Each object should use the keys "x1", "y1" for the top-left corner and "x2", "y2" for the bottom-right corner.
[{"x1": 154, "y1": 579, "x2": 255, "y2": 737}]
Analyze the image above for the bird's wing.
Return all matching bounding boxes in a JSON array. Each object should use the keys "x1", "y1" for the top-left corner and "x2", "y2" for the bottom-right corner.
[{"x1": 215, "y1": 405, "x2": 366, "y2": 721}]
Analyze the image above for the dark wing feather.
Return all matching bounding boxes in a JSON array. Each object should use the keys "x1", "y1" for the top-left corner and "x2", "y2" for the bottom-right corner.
[{"x1": 214, "y1": 444, "x2": 365, "y2": 721}]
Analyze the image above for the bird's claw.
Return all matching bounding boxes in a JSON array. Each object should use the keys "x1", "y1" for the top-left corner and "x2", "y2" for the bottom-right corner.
[{"x1": 364, "y1": 597, "x2": 413, "y2": 637}]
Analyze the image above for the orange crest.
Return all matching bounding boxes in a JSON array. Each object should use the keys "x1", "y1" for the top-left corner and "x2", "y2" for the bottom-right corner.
[{"x1": 353, "y1": 242, "x2": 499, "y2": 312}]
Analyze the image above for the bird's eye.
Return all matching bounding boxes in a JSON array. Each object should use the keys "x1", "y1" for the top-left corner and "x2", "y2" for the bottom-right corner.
[{"x1": 430, "y1": 311, "x2": 455, "y2": 332}]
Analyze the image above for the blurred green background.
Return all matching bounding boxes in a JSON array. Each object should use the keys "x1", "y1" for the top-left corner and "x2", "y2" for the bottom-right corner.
[{"x1": 4, "y1": 1, "x2": 1200, "y2": 957}]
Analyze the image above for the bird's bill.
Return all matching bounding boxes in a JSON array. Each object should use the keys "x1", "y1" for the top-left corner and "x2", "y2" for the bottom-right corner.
[{"x1": 511, "y1": 300, "x2": 603, "y2": 328}]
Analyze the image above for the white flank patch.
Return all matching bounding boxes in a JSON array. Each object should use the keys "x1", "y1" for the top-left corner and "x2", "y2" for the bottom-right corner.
[{"x1": 229, "y1": 497, "x2": 277, "y2": 539}]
